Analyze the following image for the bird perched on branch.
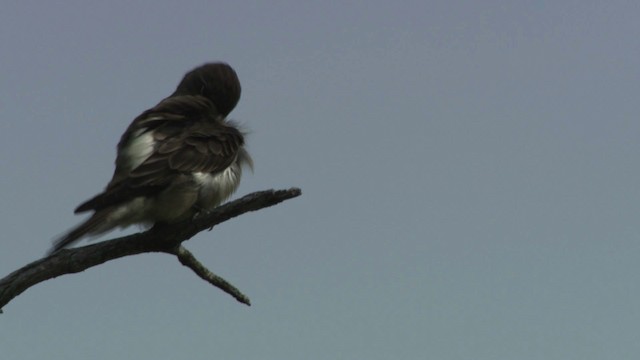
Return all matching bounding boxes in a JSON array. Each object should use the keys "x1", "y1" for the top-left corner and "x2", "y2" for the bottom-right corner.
[{"x1": 50, "y1": 62, "x2": 252, "y2": 254}]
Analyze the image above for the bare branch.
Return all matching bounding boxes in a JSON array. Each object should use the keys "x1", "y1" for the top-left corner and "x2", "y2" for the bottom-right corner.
[
  {"x1": 171, "y1": 245, "x2": 251, "y2": 306},
  {"x1": 0, "y1": 187, "x2": 301, "y2": 313}
]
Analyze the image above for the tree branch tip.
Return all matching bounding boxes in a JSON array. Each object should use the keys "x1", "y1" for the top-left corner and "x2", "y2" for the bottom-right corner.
[{"x1": 284, "y1": 187, "x2": 302, "y2": 196}]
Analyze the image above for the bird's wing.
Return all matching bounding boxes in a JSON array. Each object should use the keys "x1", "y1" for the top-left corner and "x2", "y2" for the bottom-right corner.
[{"x1": 74, "y1": 95, "x2": 245, "y2": 213}]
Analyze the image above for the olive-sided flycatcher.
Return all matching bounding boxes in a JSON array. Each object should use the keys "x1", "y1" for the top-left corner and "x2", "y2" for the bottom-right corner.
[{"x1": 50, "y1": 63, "x2": 252, "y2": 253}]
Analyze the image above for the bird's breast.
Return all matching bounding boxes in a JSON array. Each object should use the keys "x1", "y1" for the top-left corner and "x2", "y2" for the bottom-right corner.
[{"x1": 193, "y1": 162, "x2": 243, "y2": 209}]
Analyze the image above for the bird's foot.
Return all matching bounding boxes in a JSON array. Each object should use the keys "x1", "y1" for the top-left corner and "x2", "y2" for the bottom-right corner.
[{"x1": 192, "y1": 208, "x2": 215, "y2": 230}]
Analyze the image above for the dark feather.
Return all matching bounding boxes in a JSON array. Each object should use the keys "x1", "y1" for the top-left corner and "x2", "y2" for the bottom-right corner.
[{"x1": 50, "y1": 211, "x2": 111, "y2": 254}]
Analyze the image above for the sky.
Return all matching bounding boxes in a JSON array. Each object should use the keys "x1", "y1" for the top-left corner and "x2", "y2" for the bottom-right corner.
[{"x1": 1, "y1": 1, "x2": 640, "y2": 359}]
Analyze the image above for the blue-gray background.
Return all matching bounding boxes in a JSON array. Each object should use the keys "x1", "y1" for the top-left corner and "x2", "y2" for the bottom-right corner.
[{"x1": 1, "y1": 1, "x2": 639, "y2": 359}]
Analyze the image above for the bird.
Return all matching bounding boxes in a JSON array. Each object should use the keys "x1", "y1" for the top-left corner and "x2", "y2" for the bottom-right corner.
[{"x1": 49, "y1": 62, "x2": 252, "y2": 254}]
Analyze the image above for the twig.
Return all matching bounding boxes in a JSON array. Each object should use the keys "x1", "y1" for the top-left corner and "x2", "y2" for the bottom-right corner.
[{"x1": 171, "y1": 245, "x2": 251, "y2": 306}]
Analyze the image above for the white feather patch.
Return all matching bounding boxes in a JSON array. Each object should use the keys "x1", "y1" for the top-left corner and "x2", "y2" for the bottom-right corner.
[
  {"x1": 122, "y1": 130, "x2": 155, "y2": 170},
  {"x1": 193, "y1": 165, "x2": 242, "y2": 207}
]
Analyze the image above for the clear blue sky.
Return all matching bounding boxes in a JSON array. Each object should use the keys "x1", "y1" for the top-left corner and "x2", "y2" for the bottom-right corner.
[{"x1": 2, "y1": 1, "x2": 640, "y2": 359}]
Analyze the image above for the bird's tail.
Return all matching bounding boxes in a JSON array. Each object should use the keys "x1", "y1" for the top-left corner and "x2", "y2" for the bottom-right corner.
[{"x1": 49, "y1": 211, "x2": 111, "y2": 255}]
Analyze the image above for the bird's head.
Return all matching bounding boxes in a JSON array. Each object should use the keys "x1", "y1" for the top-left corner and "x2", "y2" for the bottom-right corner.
[{"x1": 172, "y1": 62, "x2": 241, "y2": 116}]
